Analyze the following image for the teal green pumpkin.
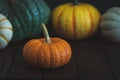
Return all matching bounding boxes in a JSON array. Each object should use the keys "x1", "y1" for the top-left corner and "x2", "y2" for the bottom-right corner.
[{"x1": 0, "y1": 0, "x2": 51, "y2": 41}]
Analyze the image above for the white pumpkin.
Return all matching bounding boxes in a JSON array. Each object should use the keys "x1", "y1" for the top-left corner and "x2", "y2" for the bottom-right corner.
[
  {"x1": 0, "y1": 14, "x2": 13, "y2": 49},
  {"x1": 100, "y1": 7, "x2": 120, "y2": 42}
]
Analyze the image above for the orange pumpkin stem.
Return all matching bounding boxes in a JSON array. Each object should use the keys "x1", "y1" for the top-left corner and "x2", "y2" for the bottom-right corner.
[{"x1": 41, "y1": 23, "x2": 51, "y2": 43}]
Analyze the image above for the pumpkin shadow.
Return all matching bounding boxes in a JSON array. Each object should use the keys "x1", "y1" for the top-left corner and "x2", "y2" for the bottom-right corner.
[{"x1": 25, "y1": 63, "x2": 69, "y2": 72}]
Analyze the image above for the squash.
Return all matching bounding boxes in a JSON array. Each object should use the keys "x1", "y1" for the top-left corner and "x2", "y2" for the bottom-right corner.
[
  {"x1": 0, "y1": 0, "x2": 51, "y2": 41},
  {"x1": 23, "y1": 23, "x2": 72, "y2": 69},
  {"x1": 52, "y1": 0, "x2": 101, "y2": 40},
  {"x1": 0, "y1": 14, "x2": 13, "y2": 49},
  {"x1": 100, "y1": 7, "x2": 120, "y2": 42}
]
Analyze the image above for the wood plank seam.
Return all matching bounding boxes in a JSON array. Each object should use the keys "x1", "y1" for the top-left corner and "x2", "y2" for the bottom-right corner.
[{"x1": 103, "y1": 43, "x2": 117, "y2": 80}]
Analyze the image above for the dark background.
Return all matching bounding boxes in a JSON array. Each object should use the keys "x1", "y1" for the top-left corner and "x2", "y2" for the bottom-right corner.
[{"x1": 45, "y1": 0, "x2": 120, "y2": 14}]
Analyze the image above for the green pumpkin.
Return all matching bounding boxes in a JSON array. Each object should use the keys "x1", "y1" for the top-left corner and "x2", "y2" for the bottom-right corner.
[
  {"x1": 100, "y1": 7, "x2": 120, "y2": 42},
  {"x1": 0, "y1": 0, "x2": 51, "y2": 41}
]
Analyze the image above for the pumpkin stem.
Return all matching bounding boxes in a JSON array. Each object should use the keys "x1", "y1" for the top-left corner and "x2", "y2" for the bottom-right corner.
[
  {"x1": 73, "y1": 0, "x2": 79, "y2": 5},
  {"x1": 41, "y1": 23, "x2": 51, "y2": 43}
]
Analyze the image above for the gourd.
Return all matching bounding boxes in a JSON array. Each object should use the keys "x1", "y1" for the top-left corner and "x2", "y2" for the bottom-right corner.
[
  {"x1": 23, "y1": 23, "x2": 72, "y2": 69},
  {"x1": 0, "y1": 0, "x2": 51, "y2": 41},
  {"x1": 52, "y1": 0, "x2": 101, "y2": 40},
  {"x1": 0, "y1": 14, "x2": 13, "y2": 49},
  {"x1": 100, "y1": 7, "x2": 120, "y2": 42}
]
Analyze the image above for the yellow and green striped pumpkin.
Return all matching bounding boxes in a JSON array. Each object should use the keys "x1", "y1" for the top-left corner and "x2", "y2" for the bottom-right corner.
[
  {"x1": 52, "y1": 1, "x2": 101, "y2": 40},
  {"x1": 0, "y1": 14, "x2": 13, "y2": 49}
]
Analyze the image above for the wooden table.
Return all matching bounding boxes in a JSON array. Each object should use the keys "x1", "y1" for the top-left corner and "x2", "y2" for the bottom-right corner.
[{"x1": 0, "y1": 35, "x2": 120, "y2": 80}]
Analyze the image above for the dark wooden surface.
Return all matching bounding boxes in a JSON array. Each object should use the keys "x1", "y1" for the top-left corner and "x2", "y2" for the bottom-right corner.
[{"x1": 0, "y1": 35, "x2": 120, "y2": 80}]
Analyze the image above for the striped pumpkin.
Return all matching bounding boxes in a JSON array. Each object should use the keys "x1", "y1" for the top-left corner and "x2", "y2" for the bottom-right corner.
[
  {"x1": 52, "y1": 1, "x2": 101, "y2": 40},
  {"x1": 0, "y1": 14, "x2": 13, "y2": 49}
]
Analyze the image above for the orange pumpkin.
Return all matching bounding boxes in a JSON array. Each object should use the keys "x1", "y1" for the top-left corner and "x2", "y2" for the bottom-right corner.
[
  {"x1": 52, "y1": 0, "x2": 101, "y2": 40},
  {"x1": 23, "y1": 23, "x2": 72, "y2": 69}
]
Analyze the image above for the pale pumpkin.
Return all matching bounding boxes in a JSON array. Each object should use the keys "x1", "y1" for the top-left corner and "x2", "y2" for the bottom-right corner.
[
  {"x1": 52, "y1": 0, "x2": 101, "y2": 40},
  {"x1": 23, "y1": 23, "x2": 72, "y2": 69},
  {"x1": 0, "y1": 14, "x2": 13, "y2": 49},
  {"x1": 100, "y1": 7, "x2": 120, "y2": 42}
]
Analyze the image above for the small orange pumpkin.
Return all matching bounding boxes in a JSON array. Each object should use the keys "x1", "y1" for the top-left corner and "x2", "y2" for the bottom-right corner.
[
  {"x1": 23, "y1": 23, "x2": 72, "y2": 69},
  {"x1": 52, "y1": 0, "x2": 101, "y2": 40}
]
